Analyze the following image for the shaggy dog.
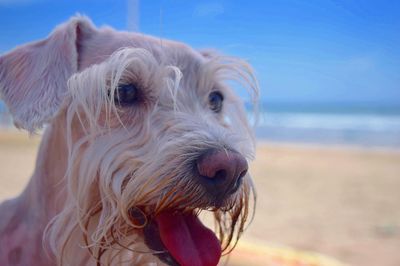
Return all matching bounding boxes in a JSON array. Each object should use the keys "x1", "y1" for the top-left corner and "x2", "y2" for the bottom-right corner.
[{"x1": 0, "y1": 16, "x2": 258, "y2": 266}]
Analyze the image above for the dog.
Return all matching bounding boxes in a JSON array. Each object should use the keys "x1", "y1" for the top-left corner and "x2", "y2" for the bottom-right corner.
[{"x1": 0, "y1": 16, "x2": 258, "y2": 266}]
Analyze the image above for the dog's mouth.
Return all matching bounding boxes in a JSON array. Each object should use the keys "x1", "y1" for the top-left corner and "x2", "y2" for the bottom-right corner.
[{"x1": 143, "y1": 210, "x2": 221, "y2": 266}]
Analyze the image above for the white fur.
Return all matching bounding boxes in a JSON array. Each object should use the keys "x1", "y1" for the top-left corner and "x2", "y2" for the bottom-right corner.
[{"x1": 0, "y1": 17, "x2": 259, "y2": 266}]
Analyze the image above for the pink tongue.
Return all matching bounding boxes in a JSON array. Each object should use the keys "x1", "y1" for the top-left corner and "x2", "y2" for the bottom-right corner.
[{"x1": 155, "y1": 211, "x2": 221, "y2": 266}]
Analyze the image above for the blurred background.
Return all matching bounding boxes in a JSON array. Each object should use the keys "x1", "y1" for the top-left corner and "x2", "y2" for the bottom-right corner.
[{"x1": 0, "y1": 1, "x2": 399, "y2": 265}]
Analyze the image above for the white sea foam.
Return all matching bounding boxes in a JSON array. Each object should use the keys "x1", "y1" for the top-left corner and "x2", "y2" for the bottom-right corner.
[
  {"x1": 253, "y1": 111, "x2": 400, "y2": 148},
  {"x1": 258, "y1": 112, "x2": 400, "y2": 132}
]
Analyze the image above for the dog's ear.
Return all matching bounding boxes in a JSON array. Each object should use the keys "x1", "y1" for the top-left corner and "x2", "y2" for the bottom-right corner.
[{"x1": 0, "y1": 16, "x2": 96, "y2": 132}]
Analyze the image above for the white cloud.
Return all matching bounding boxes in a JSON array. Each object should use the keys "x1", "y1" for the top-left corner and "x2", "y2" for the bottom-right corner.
[
  {"x1": 342, "y1": 56, "x2": 375, "y2": 72},
  {"x1": 194, "y1": 2, "x2": 224, "y2": 18}
]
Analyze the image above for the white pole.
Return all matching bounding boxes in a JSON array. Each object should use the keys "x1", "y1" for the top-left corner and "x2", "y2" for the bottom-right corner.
[{"x1": 127, "y1": 0, "x2": 139, "y2": 31}]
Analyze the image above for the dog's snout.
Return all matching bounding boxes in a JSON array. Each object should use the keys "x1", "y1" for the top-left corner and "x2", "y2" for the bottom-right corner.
[{"x1": 196, "y1": 149, "x2": 248, "y2": 197}]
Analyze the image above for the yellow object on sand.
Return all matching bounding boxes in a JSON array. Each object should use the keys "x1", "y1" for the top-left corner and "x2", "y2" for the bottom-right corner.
[{"x1": 226, "y1": 240, "x2": 348, "y2": 266}]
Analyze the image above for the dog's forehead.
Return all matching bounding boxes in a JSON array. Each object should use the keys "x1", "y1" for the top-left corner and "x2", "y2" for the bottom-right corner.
[{"x1": 79, "y1": 28, "x2": 204, "y2": 72}]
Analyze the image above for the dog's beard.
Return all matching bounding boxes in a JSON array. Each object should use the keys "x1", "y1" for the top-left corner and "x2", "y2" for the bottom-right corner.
[
  {"x1": 79, "y1": 180, "x2": 254, "y2": 266},
  {"x1": 137, "y1": 175, "x2": 254, "y2": 266},
  {"x1": 46, "y1": 167, "x2": 254, "y2": 265},
  {"x1": 43, "y1": 125, "x2": 255, "y2": 266}
]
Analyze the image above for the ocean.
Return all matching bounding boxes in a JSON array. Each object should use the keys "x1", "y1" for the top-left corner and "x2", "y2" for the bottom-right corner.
[
  {"x1": 1, "y1": 101, "x2": 400, "y2": 149},
  {"x1": 254, "y1": 103, "x2": 400, "y2": 149}
]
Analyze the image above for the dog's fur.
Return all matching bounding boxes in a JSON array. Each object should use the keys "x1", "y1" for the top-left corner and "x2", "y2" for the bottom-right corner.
[{"x1": 0, "y1": 17, "x2": 258, "y2": 265}]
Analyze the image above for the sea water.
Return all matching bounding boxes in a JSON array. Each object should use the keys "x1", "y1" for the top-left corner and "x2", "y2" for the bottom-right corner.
[{"x1": 254, "y1": 103, "x2": 400, "y2": 149}]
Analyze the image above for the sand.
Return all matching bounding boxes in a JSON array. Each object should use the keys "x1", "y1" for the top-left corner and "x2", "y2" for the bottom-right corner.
[
  {"x1": 0, "y1": 131, "x2": 399, "y2": 266},
  {"x1": 247, "y1": 143, "x2": 400, "y2": 266}
]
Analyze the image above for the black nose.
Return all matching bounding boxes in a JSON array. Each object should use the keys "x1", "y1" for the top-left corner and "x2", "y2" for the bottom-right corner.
[{"x1": 196, "y1": 149, "x2": 248, "y2": 198}]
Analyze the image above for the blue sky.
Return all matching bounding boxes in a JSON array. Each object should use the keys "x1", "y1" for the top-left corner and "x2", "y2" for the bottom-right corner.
[{"x1": 0, "y1": 0, "x2": 399, "y2": 106}]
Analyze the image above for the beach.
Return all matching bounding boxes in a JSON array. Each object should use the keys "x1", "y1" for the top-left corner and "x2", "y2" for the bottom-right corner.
[
  {"x1": 0, "y1": 131, "x2": 399, "y2": 266},
  {"x1": 247, "y1": 142, "x2": 400, "y2": 266}
]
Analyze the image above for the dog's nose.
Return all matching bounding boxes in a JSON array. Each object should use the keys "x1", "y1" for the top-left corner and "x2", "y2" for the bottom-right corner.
[{"x1": 196, "y1": 149, "x2": 248, "y2": 197}]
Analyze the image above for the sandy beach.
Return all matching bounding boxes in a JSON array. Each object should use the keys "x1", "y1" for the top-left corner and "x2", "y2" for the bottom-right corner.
[{"x1": 0, "y1": 131, "x2": 399, "y2": 266}]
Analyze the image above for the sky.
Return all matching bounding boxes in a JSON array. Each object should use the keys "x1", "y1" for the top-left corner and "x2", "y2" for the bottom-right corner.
[{"x1": 0, "y1": 0, "x2": 399, "y2": 106}]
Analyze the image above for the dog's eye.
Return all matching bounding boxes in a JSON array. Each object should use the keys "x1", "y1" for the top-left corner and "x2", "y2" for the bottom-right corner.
[
  {"x1": 114, "y1": 84, "x2": 139, "y2": 105},
  {"x1": 208, "y1": 91, "x2": 224, "y2": 113}
]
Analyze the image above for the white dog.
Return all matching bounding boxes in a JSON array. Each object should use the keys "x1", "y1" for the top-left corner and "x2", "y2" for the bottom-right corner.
[{"x1": 0, "y1": 16, "x2": 258, "y2": 266}]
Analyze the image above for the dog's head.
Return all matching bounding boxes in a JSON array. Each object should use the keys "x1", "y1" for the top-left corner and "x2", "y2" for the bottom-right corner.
[{"x1": 0, "y1": 17, "x2": 258, "y2": 265}]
